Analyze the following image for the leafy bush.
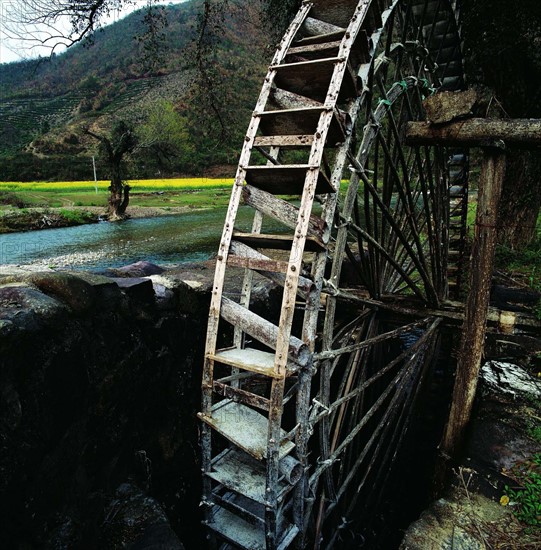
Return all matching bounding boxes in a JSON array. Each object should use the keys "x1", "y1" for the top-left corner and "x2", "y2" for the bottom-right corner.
[
  {"x1": 503, "y1": 454, "x2": 541, "y2": 528},
  {"x1": 58, "y1": 209, "x2": 96, "y2": 225}
]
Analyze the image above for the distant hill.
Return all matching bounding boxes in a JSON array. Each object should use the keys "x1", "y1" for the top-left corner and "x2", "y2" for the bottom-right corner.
[{"x1": 0, "y1": 0, "x2": 270, "y2": 181}]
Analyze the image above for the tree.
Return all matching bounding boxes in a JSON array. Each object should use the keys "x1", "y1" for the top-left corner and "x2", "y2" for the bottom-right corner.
[
  {"x1": 2, "y1": 0, "x2": 140, "y2": 55},
  {"x1": 84, "y1": 120, "x2": 138, "y2": 220},
  {"x1": 461, "y1": 0, "x2": 541, "y2": 249},
  {"x1": 83, "y1": 106, "x2": 194, "y2": 218},
  {"x1": 2, "y1": 0, "x2": 297, "y2": 56},
  {"x1": 137, "y1": 99, "x2": 194, "y2": 171}
]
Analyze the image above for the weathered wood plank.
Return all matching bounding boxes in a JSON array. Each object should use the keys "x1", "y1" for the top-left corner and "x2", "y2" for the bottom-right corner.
[
  {"x1": 199, "y1": 400, "x2": 295, "y2": 460},
  {"x1": 288, "y1": 40, "x2": 342, "y2": 57},
  {"x1": 272, "y1": 58, "x2": 357, "y2": 103},
  {"x1": 254, "y1": 135, "x2": 314, "y2": 148},
  {"x1": 292, "y1": 29, "x2": 345, "y2": 47},
  {"x1": 242, "y1": 184, "x2": 327, "y2": 238},
  {"x1": 302, "y1": 17, "x2": 345, "y2": 37},
  {"x1": 227, "y1": 255, "x2": 289, "y2": 273},
  {"x1": 220, "y1": 297, "x2": 310, "y2": 367},
  {"x1": 269, "y1": 87, "x2": 323, "y2": 110},
  {"x1": 244, "y1": 165, "x2": 334, "y2": 195},
  {"x1": 229, "y1": 241, "x2": 315, "y2": 298},
  {"x1": 310, "y1": 0, "x2": 365, "y2": 29},
  {"x1": 213, "y1": 381, "x2": 271, "y2": 411},
  {"x1": 210, "y1": 347, "x2": 288, "y2": 378},
  {"x1": 258, "y1": 107, "x2": 347, "y2": 145},
  {"x1": 406, "y1": 118, "x2": 541, "y2": 146},
  {"x1": 232, "y1": 232, "x2": 325, "y2": 253}
]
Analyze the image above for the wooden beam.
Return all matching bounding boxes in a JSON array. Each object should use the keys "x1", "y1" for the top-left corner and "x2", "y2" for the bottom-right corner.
[
  {"x1": 406, "y1": 118, "x2": 541, "y2": 147},
  {"x1": 322, "y1": 288, "x2": 541, "y2": 332},
  {"x1": 242, "y1": 184, "x2": 326, "y2": 238},
  {"x1": 220, "y1": 297, "x2": 311, "y2": 367}
]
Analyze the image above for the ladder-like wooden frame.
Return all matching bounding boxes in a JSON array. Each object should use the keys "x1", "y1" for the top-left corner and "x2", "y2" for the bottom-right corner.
[{"x1": 198, "y1": 1, "x2": 467, "y2": 548}]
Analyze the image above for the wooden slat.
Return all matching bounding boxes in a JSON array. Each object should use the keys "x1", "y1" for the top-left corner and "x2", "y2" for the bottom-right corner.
[
  {"x1": 259, "y1": 107, "x2": 348, "y2": 145},
  {"x1": 272, "y1": 58, "x2": 357, "y2": 103},
  {"x1": 288, "y1": 31, "x2": 370, "y2": 68},
  {"x1": 205, "y1": 499, "x2": 298, "y2": 550},
  {"x1": 213, "y1": 381, "x2": 271, "y2": 411},
  {"x1": 245, "y1": 165, "x2": 335, "y2": 195},
  {"x1": 199, "y1": 400, "x2": 295, "y2": 460},
  {"x1": 311, "y1": 0, "x2": 368, "y2": 28},
  {"x1": 301, "y1": 17, "x2": 345, "y2": 37},
  {"x1": 220, "y1": 297, "x2": 310, "y2": 367},
  {"x1": 233, "y1": 233, "x2": 325, "y2": 253},
  {"x1": 292, "y1": 30, "x2": 345, "y2": 47},
  {"x1": 211, "y1": 347, "x2": 277, "y2": 376},
  {"x1": 229, "y1": 241, "x2": 315, "y2": 298},
  {"x1": 242, "y1": 184, "x2": 327, "y2": 238},
  {"x1": 288, "y1": 40, "x2": 342, "y2": 57},
  {"x1": 406, "y1": 119, "x2": 541, "y2": 147},
  {"x1": 269, "y1": 87, "x2": 323, "y2": 110},
  {"x1": 227, "y1": 255, "x2": 289, "y2": 273},
  {"x1": 254, "y1": 135, "x2": 314, "y2": 148},
  {"x1": 210, "y1": 347, "x2": 298, "y2": 379},
  {"x1": 207, "y1": 448, "x2": 290, "y2": 505}
]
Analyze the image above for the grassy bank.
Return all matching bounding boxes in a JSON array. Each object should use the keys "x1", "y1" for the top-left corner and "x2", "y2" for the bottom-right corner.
[
  {"x1": 0, "y1": 208, "x2": 99, "y2": 233},
  {"x1": 0, "y1": 178, "x2": 234, "y2": 210},
  {"x1": 0, "y1": 178, "x2": 235, "y2": 234}
]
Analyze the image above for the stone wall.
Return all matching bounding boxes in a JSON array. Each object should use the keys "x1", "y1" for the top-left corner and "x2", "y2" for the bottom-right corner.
[{"x1": 0, "y1": 262, "x2": 280, "y2": 549}]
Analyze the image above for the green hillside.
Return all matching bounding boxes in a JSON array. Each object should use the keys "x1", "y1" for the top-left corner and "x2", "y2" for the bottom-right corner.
[{"x1": 0, "y1": 0, "x2": 269, "y2": 180}]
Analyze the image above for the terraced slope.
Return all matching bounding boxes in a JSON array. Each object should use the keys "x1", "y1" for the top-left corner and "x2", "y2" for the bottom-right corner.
[{"x1": 0, "y1": 0, "x2": 268, "y2": 179}]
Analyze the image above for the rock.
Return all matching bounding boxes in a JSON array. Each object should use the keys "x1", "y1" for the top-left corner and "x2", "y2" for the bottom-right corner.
[
  {"x1": 111, "y1": 278, "x2": 155, "y2": 304},
  {"x1": 0, "y1": 272, "x2": 97, "y2": 313},
  {"x1": 0, "y1": 264, "x2": 54, "y2": 276},
  {"x1": 147, "y1": 274, "x2": 204, "y2": 313},
  {"x1": 111, "y1": 261, "x2": 165, "y2": 278},
  {"x1": 129, "y1": 523, "x2": 185, "y2": 550},
  {"x1": 0, "y1": 282, "x2": 67, "y2": 334},
  {"x1": 25, "y1": 272, "x2": 97, "y2": 313},
  {"x1": 400, "y1": 489, "x2": 511, "y2": 550},
  {"x1": 66, "y1": 271, "x2": 123, "y2": 310},
  {"x1": 45, "y1": 515, "x2": 81, "y2": 549},
  {"x1": 485, "y1": 334, "x2": 541, "y2": 365},
  {"x1": 402, "y1": 349, "x2": 541, "y2": 549},
  {"x1": 101, "y1": 484, "x2": 184, "y2": 549},
  {"x1": 468, "y1": 415, "x2": 540, "y2": 472},
  {"x1": 0, "y1": 384, "x2": 22, "y2": 431},
  {"x1": 480, "y1": 361, "x2": 541, "y2": 398},
  {"x1": 423, "y1": 89, "x2": 479, "y2": 124}
]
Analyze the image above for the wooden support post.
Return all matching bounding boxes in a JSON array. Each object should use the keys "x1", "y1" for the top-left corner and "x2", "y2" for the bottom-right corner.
[
  {"x1": 441, "y1": 145, "x2": 506, "y2": 458},
  {"x1": 407, "y1": 111, "x2": 541, "y2": 478}
]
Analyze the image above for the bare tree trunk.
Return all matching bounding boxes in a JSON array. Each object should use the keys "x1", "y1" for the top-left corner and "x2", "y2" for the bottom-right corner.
[
  {"x1": 498, "y1": 151, "x2": 541, "y2": 249},
  {"x1": 108, "y1": 165, "x2": 127, "y2": 221},
  {"x1": 118, "y1": 184, "x2": 131, "y2": 217}
]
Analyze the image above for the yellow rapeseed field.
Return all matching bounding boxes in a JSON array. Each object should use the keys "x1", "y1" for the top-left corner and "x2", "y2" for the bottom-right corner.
[{"x1": 0, "y1": 178, "x2": 234, "y2": 192}]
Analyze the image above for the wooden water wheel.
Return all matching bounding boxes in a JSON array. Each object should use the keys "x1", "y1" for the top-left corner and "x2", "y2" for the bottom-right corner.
[{"x1": 198, "y1": 1, "x2": 467, "y2": 548}]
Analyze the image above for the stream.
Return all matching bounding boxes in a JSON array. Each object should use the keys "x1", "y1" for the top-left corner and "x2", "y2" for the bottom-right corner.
[{"x1": 0, "y1": 207, "x2": 274, "y2": 270}]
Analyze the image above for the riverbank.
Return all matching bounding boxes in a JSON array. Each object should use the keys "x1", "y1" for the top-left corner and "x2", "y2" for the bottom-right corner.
[{"x1": 0, "y1": 205, "x2": 205, "y2": 234}]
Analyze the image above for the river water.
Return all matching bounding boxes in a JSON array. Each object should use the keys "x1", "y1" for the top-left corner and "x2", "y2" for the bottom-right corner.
[{"x1": 0, "y1": 207, "x2": 275, "y2": 270}]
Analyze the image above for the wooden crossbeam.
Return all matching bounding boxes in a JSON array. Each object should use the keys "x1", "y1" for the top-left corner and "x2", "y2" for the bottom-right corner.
[{"x1": 406, "y1": 118, "x2": 541, "y2": 147}]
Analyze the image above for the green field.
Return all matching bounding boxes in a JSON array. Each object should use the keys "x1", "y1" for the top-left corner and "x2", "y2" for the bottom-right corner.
[{"x1": 0, "y1": 178, "x2": 234, "y2": 209}]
